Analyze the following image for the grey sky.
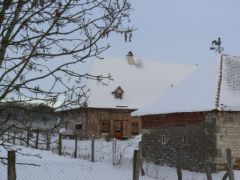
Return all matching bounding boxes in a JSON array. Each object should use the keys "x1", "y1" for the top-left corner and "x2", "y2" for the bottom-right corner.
[{"x1": 103, "y1": 0, "x2": 240, "y2": 64}]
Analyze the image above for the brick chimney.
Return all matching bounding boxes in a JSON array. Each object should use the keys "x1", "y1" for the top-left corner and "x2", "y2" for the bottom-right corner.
[{"x1": 126, "y1": 51, "x2": 134, "y2": 65}]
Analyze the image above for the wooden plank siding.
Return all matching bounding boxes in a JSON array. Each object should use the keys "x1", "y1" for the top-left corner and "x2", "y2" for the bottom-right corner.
[{"x1": 59, "y1": 107, "x2": 142, "y2": 139}]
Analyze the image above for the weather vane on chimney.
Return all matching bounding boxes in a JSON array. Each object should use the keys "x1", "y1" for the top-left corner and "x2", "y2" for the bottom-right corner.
[{"x1": 210, "y1": 37, "x2": 224, "y2": 54}]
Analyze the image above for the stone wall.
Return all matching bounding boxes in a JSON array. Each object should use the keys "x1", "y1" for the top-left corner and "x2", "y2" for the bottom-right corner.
[
  {"x1": 141, "y1": 112, "x2": 217, "y2": 171},
  {"x1": 215, "y1": 111, "x2": 240, "y2": 165}
]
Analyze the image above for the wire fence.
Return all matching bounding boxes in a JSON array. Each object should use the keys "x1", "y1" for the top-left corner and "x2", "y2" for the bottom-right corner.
[
  {"x1": 0, "y1": 158, "x2": 232, "y2": 180},
  {"x1": 0, "y1": 131, "x2": 238, "y2": 180},
  {"x1": 0, "y1": 159, "x2": 134, "y2": 180}
]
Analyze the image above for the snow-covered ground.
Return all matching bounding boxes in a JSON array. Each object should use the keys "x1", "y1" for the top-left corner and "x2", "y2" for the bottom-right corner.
[{"x1": 1, "y1": 135, "x2": 240, "y2": 180}]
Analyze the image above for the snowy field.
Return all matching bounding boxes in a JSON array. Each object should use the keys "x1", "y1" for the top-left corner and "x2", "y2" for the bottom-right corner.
[{"x1": 1, "y1": 135, "x2": 240, "y2": 180}]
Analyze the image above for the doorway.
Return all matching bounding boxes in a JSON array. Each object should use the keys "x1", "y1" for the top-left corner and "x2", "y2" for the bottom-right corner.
[{"x1": 114, "y1": 120, "x2": 123, "y2": 139}]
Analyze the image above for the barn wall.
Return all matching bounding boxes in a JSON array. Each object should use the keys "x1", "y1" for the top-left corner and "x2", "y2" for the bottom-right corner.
[
  {"x1": 141, "y1": 112, "x2": 217, "y2": 171},
  {"x1": 59, "y1": 109, "x2": 87, "y2": 138},
  {"x1": 60, "y1": 108, "x2": 141, "y2": 139},
  {"x1": 86, "y1": 108, "x2": 141, "y2": 138}
]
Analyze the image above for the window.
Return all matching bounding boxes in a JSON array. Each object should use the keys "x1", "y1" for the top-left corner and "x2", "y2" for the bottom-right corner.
[
  {"x1": 114, "y1": 121, "x2": 122, "y2": 134},
  {"x1": 101, "y1": 120, "x2": 110, "y2": 134},
  {"x1": 112, "y1": 86, "x2": 124, "y2": 99},
  {"x1": 75, "y1": 124, "x2": 82, "y2": 130},
  {"x1": 132, "y1": 121, "x2": 139, "y2": 135},
  {"x1": 162, "y1": 135, "x2": 167, "y2": 144}
]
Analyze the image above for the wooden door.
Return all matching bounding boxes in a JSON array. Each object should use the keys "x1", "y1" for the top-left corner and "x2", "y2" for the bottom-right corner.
[{"x1": 114, "y1": 120, "x2": 123, "y2": 139}]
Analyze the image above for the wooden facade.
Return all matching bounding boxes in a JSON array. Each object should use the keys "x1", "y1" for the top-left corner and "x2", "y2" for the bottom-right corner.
[{"x1": 58, "y1": 107, "x2": 141, "y2": 139}]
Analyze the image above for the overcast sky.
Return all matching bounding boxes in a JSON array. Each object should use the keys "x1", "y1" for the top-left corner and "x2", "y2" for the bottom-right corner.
[{"x1": 103, "y1": 0, "x2": 240, "y2": 65}]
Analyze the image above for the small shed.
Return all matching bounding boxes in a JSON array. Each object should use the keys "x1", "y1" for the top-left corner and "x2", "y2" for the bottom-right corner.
[{"x1": 132, "y1": 54, "x2": 240, "y2": 170}]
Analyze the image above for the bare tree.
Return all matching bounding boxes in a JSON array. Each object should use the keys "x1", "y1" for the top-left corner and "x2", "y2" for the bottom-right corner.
[
  {"x1": 0, "y1": 0, "x2": 133, "y2": 107},
  {"x1": 0, "y1": 0, "x2": 133, "y2": 161}
]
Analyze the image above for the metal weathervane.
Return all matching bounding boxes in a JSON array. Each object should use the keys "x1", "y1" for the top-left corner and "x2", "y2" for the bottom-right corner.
[{"x1": 210, "y1": 37, "x2": 224, "y2": 54}]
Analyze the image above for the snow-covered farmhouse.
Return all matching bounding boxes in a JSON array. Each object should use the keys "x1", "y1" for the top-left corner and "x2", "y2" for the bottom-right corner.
[
  {"x1": 132, "y1": 54, "x2": 240, "y2": 170},
  {"x1": 58, "y1": 52, "x2": 195, "y2": 139}
]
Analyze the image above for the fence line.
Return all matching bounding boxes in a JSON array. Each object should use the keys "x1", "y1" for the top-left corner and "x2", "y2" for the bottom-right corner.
[{"x1": 0, "y1": 132, "x2": 238, "y2": 180}]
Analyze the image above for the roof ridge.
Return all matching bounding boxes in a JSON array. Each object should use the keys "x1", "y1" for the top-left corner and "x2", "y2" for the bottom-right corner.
[{"x1": 215, "y1": 54, "x2": 224, "y2": 109}]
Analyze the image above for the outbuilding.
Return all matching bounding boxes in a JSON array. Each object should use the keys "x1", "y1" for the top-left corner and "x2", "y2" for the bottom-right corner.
[{"x1": 132, "y1": 54, "x2": 240, "y2": 170}]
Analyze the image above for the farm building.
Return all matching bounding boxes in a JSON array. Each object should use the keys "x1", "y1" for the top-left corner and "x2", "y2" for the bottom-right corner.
[
  {"x1": 132, "y1": 54, "x2": 240, "y2": 170},
  {"x1": 58, "y1": 52, "x2": 196, "y2": 139}
]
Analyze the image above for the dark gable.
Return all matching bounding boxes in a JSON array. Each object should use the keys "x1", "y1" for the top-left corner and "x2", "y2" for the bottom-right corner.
[{"x1": 112, "y1": 86, "x2": 124, "y2": 99}]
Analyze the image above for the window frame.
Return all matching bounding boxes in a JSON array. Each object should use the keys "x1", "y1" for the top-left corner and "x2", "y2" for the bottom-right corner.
[
  {"x1": 131, "y1": 121, "x2": 139, "y2": 135},
  {"x1": 100, "y1": 119, "x2": 110, "y2": 134}
]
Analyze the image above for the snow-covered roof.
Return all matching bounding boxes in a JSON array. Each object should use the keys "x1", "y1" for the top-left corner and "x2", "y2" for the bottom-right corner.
[
  {"x1": 132, "y1": 54, "x2": 240, "y2": 116},
  {"x1": 86, "y1": 57, "x2": 196, "y2": 109}
]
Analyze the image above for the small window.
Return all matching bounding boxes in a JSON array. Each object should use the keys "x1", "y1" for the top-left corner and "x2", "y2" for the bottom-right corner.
[
  {"x1": 112, "y1": 86, "x2": 124, "y2": 99},
  {"x1": 162, "y1": 135, "x2": 167, "y2": 144},
  {"x1": 101, "y1": 120, "x2": 110, "y2": 134},
  {"x1": 75, "y1": 124, "x2": 82, "y2": 130},
  {"x1": 132, "y1": 121, "x2": 139, "y2": 135}
]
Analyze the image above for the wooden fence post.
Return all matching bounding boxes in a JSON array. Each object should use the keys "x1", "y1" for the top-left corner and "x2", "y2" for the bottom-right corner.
[
  {"x1": 26, "y1": 129, "x2": 30, "y2": 147},
  {"x1": 226, "y1": 149, "x2": 235, "y2": 180},
  {"x1": 74, "y1": 132, "x2": 78, "y2": 158},
  {"x1": 176, "y1": 155, "x2": 182, "y2": 180},
  {"x1": 133, "y1": 149, "x2": 140, "y2": 180},
  {"x1": 112, "y1": 138, "x2": 116, "y2": 165},
  {"x1": 204, "y1": 160, "x2": 212, "y2": 180},
  {"x1": 58, "y1": 133, "x2": 62, "y2": 155},
  {"x1": 8, "y1": 151, "x2": 16, "y2": 180},
  {"x1": 139, "y1": 141, "x2": 145, "y2": 176},
  {"x1": 91, "y1": 135, "x2": 95, "y2": 162},
  {"x1": 222, "y1": 172, "x2": 229, "y2": 180},
  {"x1": 7, "y1": 131, "x2": 10, "y2": 143},
  {"x1": 35, "y1": 129, "x2": 39, "y2": 149}
]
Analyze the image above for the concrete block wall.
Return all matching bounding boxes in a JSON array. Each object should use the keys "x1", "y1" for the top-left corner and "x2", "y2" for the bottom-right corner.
[
  {"x1": 141, "y1": 112, "x2": 217, "y2": 171},
  {"x1": 215, "y1": 111, "x2": 240, "y2": 164}
]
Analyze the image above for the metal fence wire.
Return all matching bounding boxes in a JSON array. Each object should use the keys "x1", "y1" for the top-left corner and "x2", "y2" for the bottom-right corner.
[
  {"x1": 0, "y1": 133, "x2": 237, "y2": 180},
  {"x1": 0, "y1": 159, "x2": 231, "y2": 180},
  {"x1": 0, "y1": 159, "x2": 134, "y2": 180}
]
